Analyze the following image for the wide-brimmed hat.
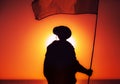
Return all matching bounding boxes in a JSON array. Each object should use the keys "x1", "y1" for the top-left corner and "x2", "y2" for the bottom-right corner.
[{"x1": 53, "y1": 26, "x2": 71, "y2": 39}]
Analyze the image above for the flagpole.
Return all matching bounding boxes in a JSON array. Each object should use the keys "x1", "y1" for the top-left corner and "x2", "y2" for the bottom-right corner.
[
  {"x1": 87, "y1": 13, "x2": 99, "y2": 84},
  {"x1": 87, "y1": 0, "x2": 100, "y2": 83}
]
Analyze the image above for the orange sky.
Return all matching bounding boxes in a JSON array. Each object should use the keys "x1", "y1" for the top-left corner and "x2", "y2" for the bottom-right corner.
[{"x1": 0, "y1": 0, "x2": 120, "y2": 80}]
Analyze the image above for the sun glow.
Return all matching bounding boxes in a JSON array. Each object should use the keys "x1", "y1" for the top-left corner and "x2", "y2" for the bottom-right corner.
[
  {"x1": 46, "y1": 34, "x2": 76, "y2": 47},
  {"x1": 67, "y1": 36, "x2": 76, "y2": 47},
  {"x1": 45, "y1": 34, "x2": 58, "y2": 46},
  {"x1": 22, "y1": 14, "x2": 96, "y2": 80}
]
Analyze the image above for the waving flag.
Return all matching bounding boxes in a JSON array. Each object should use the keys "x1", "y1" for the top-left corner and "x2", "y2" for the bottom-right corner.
[{"x1": 32, "y1": 0, "x2": 99, "y2": 20}]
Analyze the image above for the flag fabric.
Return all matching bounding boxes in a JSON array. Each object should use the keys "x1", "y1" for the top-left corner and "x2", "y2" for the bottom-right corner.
[{"x1": 32, "y1": 0, "x2": 99, "y2": 20}]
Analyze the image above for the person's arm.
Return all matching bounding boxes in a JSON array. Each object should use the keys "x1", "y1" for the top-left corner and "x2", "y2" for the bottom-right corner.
[
  {"x1": 75, "y1": 60, "x2": 93, "y2": 76},
  {"x1": 71, "y1": 45, "x2": 93, "y2": 76}
]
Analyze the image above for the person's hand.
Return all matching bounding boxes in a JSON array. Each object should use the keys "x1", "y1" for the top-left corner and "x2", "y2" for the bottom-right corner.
[{"x1": 87, "y1": 69, "x2": 93, "y2": 76}]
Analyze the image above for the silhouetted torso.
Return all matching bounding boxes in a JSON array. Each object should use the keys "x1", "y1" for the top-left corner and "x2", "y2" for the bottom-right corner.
[{"x1": 44, "y1": 40, "x2": 80, "y2": 84}]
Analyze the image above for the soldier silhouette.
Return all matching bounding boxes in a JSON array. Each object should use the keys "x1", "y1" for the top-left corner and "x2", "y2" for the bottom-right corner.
[{"x1": 44, "y1": 26, "x2": 92, "y2": 84}]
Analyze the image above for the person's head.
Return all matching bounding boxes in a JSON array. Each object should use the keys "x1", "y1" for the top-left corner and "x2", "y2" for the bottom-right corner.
[{"x1": 53, "y1": 26, "x2": 71, "y2": 41}]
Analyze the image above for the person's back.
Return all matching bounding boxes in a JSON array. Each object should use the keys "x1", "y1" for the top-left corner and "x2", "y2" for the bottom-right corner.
[{"x1": 44, "y1": 40, "x2": 77, "y2": 84}]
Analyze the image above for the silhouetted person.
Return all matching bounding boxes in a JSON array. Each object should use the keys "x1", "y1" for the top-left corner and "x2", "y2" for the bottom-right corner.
[{"x1": 44, "y1": 26, "x2": 92, "y2": 84}]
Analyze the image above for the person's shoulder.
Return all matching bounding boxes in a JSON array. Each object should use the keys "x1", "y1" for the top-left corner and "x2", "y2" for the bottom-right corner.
[
  {"x1": 51, "y1": 40, "x2": 59, "y2": 45},
  {"x1": 47, "y1": 40, "x2": 59, "y2": 48},
  {"x1": 66, "y1": 41, "x2": 74, "y2": 49}
]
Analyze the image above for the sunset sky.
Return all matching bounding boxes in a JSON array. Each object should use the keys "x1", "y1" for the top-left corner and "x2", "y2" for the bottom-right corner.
[{"x1": 0, "y1": 0, "x2": 120, "y2": 80}]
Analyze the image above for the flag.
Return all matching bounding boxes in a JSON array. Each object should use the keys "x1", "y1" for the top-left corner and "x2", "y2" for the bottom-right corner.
[{"x1": 32, "y1": 0, "x2": 99, "y2": 20}]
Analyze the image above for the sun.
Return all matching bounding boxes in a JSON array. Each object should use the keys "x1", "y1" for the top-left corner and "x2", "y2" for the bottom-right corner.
[{"x1": 45, "y1": 34, "x2": 76, "y2": 47}]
